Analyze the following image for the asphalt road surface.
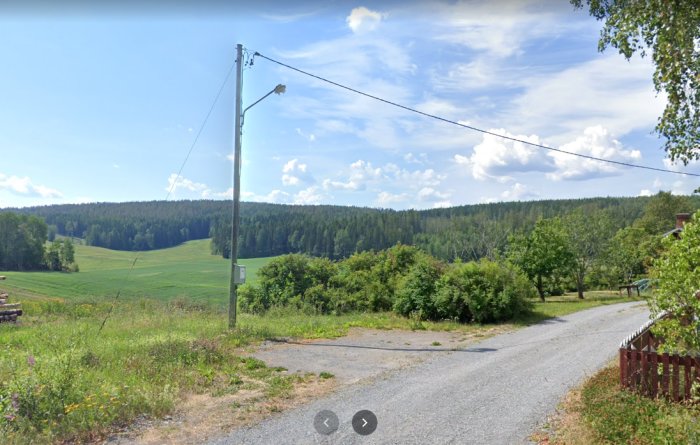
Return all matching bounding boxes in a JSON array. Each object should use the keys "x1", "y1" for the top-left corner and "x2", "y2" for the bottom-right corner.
[{"x1": 210, "y1": 302, "x2": 649, "y2": 445}]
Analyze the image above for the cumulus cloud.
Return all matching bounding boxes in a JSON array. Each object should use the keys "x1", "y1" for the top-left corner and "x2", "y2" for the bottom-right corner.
[
  {"x1": 546, "y1": 126, "x2": 641, "y2": 181},
  {"x1": 242, "y1": 189, "x2": 290, "y2": 203},
  {"x1": 346, "y1": 6, "x2": 384, "y2": 34},
  {"x1": 639, "y1": 189, "x2": 653, "y2": 197},
  {"x1": 165, "y1": 174, "x2": 208, "y2": 195},
  {"x1": 418, "y1": 187, "x2": 450, "y2": 202},
  {"x1": 294, "y1": 186, "x2": 325, "y2": 205},
  {"x1": 376, "y1": 191, "x2": 409, "y2": 206},
  {"x1": 501, "y1": 182, "x2": 537, "y2": 201},
  {"x1": 281, "y1": 158, "x2": 313, "y2": 187},
  {"x1": 0, "y1": 173, "x2": 62, "y2": 198},
  {"x1": 455, "y1": 129, "x2": 553, "y2": 182},
  {"x1": 323, "y1": 159, "x2": 382, "y2": 191},
  {"x1": 456, "y1": 126, "x2": 642, "y2": 184}
]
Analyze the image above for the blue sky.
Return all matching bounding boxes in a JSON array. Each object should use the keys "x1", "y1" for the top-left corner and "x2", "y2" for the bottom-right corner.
[{"x1": 0, "y1": 1, "x2": 697, "y2": 210}]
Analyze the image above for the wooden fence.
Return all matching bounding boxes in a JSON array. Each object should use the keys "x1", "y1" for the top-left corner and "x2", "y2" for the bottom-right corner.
[{"x1": 619, "y1": 312, "x2": 700, "y2": 401}]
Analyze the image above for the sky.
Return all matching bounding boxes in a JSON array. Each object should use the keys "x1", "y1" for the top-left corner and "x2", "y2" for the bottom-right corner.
[{"x1": 0, "y1": 0, "x2": 698, "y2": 210}]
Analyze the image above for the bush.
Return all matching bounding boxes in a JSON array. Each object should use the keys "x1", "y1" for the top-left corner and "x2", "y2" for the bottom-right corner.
[
  {"x1": 434, "y1": 259, "x2": 533, "y2": 323},
  {"x1": 239, "y1": 254, "x2": 338, "y2": 314},
  {"x1": 238, "y1": 248, "x2": 532, "y2": 324},
  {"x1": 393, "y1": 256, "x2": 445, "y2": 320}
]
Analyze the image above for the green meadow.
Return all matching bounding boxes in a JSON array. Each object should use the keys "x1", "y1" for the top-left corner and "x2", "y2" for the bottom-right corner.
[{"x1": 0, "y1": 239, "x2": 271, "y2": 304}]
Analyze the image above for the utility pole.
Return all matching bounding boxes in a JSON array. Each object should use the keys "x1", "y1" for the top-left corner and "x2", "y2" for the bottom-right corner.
[{"x1": 229, "y1": 43, "x2": 244, "y2": 329}]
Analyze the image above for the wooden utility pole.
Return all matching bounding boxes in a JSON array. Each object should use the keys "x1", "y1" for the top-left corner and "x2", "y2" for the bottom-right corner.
[{"x1": 229, "y1": 43, "x2": 243, "y2": 329}]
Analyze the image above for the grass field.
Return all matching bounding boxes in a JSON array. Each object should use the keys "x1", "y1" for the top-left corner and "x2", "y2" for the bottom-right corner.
[
  {"x1": 0, "y1": 239, "x2": 272, "y2": 304},
  {"x1": 0, "y1": 241, "x2": 646, "y2": 444}
]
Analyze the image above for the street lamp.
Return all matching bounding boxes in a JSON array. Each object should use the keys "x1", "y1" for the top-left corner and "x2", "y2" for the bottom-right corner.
[{"x1": 229, "y1": 43, "x2": 285, "y2": 329}]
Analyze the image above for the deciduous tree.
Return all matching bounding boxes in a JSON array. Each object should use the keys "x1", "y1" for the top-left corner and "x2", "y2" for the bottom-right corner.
[{"x1": 572, "y1": 0, "x2": 700, "y2": 163}]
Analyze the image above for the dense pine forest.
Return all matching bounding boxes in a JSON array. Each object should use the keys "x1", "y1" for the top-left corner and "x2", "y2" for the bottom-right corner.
[{"x1": 7, "y1": 194, "x2": 699, "y2": 263}]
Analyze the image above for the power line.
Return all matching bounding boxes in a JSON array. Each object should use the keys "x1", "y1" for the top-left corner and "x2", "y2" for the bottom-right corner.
[
  {"x1": 98, "y1": 59, "x2": 237, "y2": 334},
  {"x1": 253, "y1": 51, "x2": 700, "y2": 179}
]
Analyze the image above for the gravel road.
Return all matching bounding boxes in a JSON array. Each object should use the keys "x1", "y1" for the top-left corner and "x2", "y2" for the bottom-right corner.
[{"x1": 210, "y1": 302, "x2": 648, "y2": 445}]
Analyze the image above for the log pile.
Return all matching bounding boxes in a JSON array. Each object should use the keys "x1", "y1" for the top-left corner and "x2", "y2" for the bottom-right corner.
[{"x1": 0, "y1": 276, "x2": 22, "y2": 323}]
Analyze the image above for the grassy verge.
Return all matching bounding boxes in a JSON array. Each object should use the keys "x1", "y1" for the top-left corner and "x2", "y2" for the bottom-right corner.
[
  {"x1": 514, "y1": 290, "x2": 642, "y2": 326},
  {"x1": 537, "y1": 364, "x2": 700, "y2": 445},
  {"x1": 0, "y1": 290, "x2": 641, "y2": 443}
]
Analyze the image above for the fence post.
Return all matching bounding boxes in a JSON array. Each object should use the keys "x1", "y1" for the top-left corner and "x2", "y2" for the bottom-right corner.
[
  {"x1": 650, "y1": 352, "x2": 658, "y2": 398},
  {"x1": 662, "y1": 353, "x2": 670, "y2": 397},
  {"x1": 672, "y1": 354, "x2": 680, "y2": 402},
  {"x1": 620, "y1": 348, "x2": 627, "y2": 389},
  {"x1": 685, "y1": 356, "x2": 692, "y2": 399}
]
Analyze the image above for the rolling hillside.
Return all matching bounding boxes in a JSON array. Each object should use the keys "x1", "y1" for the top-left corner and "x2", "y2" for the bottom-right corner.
[{"x1": 0, "y1": 239, "x2": 272, "y2": 304}]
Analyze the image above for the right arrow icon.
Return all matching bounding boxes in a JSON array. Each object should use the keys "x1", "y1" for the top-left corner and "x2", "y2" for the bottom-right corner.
[{"x1": 352, "y1": 410, "x2": 377, "y2": 436}]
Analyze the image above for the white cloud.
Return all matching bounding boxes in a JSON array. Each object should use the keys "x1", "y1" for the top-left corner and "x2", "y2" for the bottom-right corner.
[
  {"x1": 282, "y1": 174, "x2": 300, "y2": 186},
  {"x1": 546, "y1": 126, "x2": 641, "y2": 181},
  {"x1": 283, "y1": 158, "x2": 307, "y2": 173},
  {"x1": 418, "y1": 187, "x2": 450, "y2": 202},
  {"x1": 456, "y1": 126, "x2": 643, "y2": 184},
  {"x1": 456, "y1": 129, "x2": 553, "y2": 182},
  {"x1": 323, "y1": 159, "x2": 382, "y2": 191},
  {"x1": 281, "y1": 158, "x2": 312, "y2": 187},
  {"x1": 165, "y1": 173, "x2": 208, "y2": 195},
  {"x1": 241, "y1": 189, "x2": 290, "y2": 204},
  {"x1": 376, "y1": 191, "x2": 409, "y2": 206},
  {"x1": 500, "y1": 182, "x2": 537, "y2": 201},
  {"x1": 639, "y1": 189, "x2": 653, "y2": 197},
  {"x1": 662, "y1": 158, "x2": 700, "y2": 176},
  {"x1": 346, "y1": 6, "x2": 384, "y2": 34},
  {"x1": 294, "y1": 186, "x2": 325, "y2": 205},
  {"x1": 0, "y1": 173, "x2": 62, "y2": 198}
]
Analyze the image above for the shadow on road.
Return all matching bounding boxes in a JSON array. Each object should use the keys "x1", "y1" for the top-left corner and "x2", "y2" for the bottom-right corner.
[
  {"x1": 268, "y1": 338, "x2": 498, "y2": 353},
  {"x1": 267, "y1": 327, "x2": 635, "y2": 354}
]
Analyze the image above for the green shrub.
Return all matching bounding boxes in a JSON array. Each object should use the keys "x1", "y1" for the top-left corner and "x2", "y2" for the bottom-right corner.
[
  {"x1": 393, "y1": 256, "x2": 445, "y2": 320},
  {"x1": 435, "y1": 259, "x2": 533, "y2": 323},
  {"x1": 238, "y1": 283, "x2": 268, "y2": 314}
]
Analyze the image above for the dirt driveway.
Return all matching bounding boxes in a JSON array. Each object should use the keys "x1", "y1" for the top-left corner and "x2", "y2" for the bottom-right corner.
[{"x1": 251, "y1": 327, "x2": 505, "y2": 385}]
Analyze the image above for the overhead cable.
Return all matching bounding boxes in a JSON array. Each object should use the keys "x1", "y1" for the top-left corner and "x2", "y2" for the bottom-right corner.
[{"x1": 254, "y1": 51, "x2": 700, "y2": 178}]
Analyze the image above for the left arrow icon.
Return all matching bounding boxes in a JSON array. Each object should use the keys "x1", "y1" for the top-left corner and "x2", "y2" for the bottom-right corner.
[{"x1": 314, "y1": 410, "x2": 339, "y2": 435}]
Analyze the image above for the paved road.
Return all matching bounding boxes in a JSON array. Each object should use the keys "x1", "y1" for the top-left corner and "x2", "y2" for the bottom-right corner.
[{"x1": 210, "y1": 302, "x2": 648, "y2": 445}]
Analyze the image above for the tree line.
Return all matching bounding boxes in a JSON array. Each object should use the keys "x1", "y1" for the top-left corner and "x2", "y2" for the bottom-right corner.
[
  {"x1": 0, "y1": 212, "x2": 77, "y2": 271},
  {"x1": 10, "y1": 193, "x2": 699, "y2": 269}
]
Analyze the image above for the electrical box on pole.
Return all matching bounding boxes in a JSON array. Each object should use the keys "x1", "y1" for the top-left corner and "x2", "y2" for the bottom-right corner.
[{"x1": 234, "y1": 265, "x2": 246, "y2": 284}]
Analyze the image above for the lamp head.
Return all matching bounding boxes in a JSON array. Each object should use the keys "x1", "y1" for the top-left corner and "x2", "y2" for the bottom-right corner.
[{"x1": 274, "y1": 84, "x2": 286, "y2": 95}]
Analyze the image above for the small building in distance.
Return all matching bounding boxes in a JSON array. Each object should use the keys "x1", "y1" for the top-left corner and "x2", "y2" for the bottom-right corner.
[{"x1": 663, "y1": 213, "x2": 691, "y2": 239}]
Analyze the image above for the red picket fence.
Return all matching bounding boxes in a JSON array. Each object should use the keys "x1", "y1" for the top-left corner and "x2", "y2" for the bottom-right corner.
[{"x1": 619, "y1": 313, "x2": 700, "y2": 401}]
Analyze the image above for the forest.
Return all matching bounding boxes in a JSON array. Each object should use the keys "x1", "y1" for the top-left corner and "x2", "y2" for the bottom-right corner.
[{"x1": 9, "y1": 193, "x2": 699, "y2": 265}]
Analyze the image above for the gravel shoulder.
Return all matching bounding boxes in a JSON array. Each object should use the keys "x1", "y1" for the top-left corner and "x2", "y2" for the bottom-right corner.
[
  {"x1": 210, "y1": 302, "x2": 649, "y2": 445},
  {"x1": 251, "y1": 326, "x2": 510, "y2": 385}
]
